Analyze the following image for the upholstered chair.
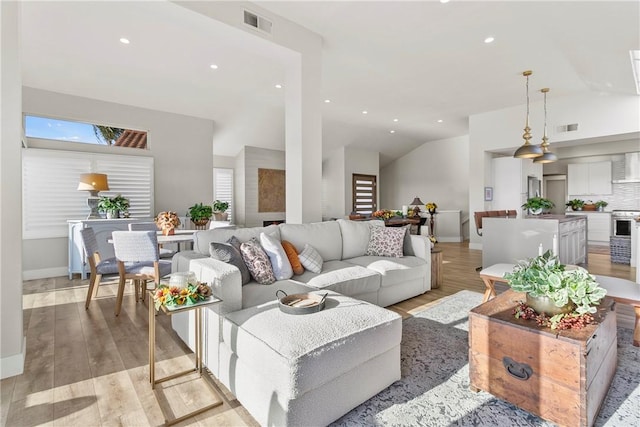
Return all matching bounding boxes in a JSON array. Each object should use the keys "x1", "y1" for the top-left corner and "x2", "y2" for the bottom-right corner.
[
  {"x1": 128, "y1": 221, "x2": 176, "y2": 258},
  {"x1": 111, "y1": 231, "x2": 172, "y2": 316},
  {"x1": 79, "y1": 227, "x2": 121, "y2": 309}
]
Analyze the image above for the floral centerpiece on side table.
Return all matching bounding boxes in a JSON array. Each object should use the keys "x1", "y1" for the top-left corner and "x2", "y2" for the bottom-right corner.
[
  {"x1": 504, "y1": 250, "x2": 607, "y2": 330},
  {"x1": 154, "y1": 282, "x2": 213, "y2": 310},
  {"x1": 372, "y1": 209, "x2": 397, "y2": 220},
  {"x1": 155, "y1": 211, "x2": 181, "y2": 235}
]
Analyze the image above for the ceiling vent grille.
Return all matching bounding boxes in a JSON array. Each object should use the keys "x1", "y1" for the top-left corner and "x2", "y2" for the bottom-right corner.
[
  {"x1": 556, "y1": 123, "x2": 579, "y2": 133},
  {"x1": 244, "y1": 10, "x2": 272, "y2": 34}
]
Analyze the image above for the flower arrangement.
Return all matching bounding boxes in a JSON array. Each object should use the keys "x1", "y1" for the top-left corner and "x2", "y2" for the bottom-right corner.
[
  {"x1": 155, "y1": 211, "x2": 181, "y2": 230},
  {"x1": 372, "y1": 209, "x2": 396, "y2": 220},
  {"x1": 153, "y1": 282, "x2": 213, "y2": 310},
  {"x1": 425, "y1": 202, "x2": 437, "y2": 213}
]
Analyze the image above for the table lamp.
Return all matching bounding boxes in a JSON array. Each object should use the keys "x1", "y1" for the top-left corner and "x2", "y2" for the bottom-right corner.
[
  {"x1": 77, "y1": 173, "x2": 109, "y2": 219},
  {"x1": 409, "y1": 197, "x2": 424, "y2": 217}
]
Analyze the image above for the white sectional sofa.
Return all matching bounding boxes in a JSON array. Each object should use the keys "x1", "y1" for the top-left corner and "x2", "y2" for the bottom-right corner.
[{"x1": 171, "y1": 219, "x2": 431, "y2": 426}]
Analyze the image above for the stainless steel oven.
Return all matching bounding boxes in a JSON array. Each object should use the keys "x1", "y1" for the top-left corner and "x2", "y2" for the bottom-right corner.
[{"x1": 612, "y1": 210, "x2": 640, "y2": 237}]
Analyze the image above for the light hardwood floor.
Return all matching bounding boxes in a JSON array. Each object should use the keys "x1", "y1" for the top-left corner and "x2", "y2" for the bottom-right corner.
[{"x1": 2, "y1": 243, "x2": 636, "y2": 426}]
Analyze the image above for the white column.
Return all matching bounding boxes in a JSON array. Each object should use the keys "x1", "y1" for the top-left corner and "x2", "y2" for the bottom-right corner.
[
  {"x1": 1, "y1": 0, "x2": 25, "y2": 378},
  {"x1": 284, "y1": 43, "x2": 322, "y2": 224}
]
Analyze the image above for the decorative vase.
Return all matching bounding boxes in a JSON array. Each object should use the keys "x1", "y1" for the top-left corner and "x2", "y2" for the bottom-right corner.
[
  {"x1": 213, "y1": 212, "x2": 228, "y2": 221},
  {"x1": 529, "y1": 208, "x2": 543, "y2": 215},
  {"x1": 526, "y1": 294, "x2": 575, "y2": 316},
  {"x1": 106, "y1": 210, "x2": 118, "y2": 219},
  {"x1": 162, "y1": 227, "x2": 175, "y2": 236}
]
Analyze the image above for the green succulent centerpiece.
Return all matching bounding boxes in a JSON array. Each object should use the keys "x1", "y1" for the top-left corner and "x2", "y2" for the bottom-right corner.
[{"x1": 504, "y1": 250, "x2": 607, "y2": 329}]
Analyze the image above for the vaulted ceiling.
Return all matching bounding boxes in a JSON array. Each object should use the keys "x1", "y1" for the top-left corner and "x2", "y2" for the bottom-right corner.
[{"x1": 21, "y1": 1, "x2": 640, "y2": 166}]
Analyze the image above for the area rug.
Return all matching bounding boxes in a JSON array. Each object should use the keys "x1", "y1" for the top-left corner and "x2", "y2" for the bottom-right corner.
[{"x1": 331, "y1": 290, "x2": 640, "y2": 427}]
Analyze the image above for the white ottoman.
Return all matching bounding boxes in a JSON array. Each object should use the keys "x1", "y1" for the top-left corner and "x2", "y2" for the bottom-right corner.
[{"x1": 218, "y1": 291, "x2": 402, "y2": 426}]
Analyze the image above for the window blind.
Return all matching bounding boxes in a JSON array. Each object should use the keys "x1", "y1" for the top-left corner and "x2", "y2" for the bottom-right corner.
[
  {"x1": 213, "y1": 168, "x2": 233, "y2": 222},
  {"x1": 22, "y1": 149, "x2": 154, "y2": 239}
]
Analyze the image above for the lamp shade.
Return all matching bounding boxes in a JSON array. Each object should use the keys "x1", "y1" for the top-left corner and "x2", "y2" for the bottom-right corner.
[
  {"x1": 410, "y1": 197, "x2": 424, "y2": 206},
  {"x1": 77, "y1": 173, "x2": 110, "y2": 192}
]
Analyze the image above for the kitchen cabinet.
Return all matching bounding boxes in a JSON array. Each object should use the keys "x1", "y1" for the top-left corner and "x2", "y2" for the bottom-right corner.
[
  {"x1": 482, "y1": 216, "x2": 587, "y2": 267},
  {"x1": 568, "y1": 162, "x2": 612, "y2": 195},
  {"x1": 567, "y1": 212, "x2": 611, "y2": 244}
]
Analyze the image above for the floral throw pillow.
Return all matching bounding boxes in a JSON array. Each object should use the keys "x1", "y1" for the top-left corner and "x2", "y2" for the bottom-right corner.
[
  {"x1": 366, "y1": 226, "x2": 406, "y2": 257},
  {"x1": 298, "y1": 244, "x2": 323, "y2": 274},
  {"x1": 240, "y1": 238, "x2": 276, "y2": 285}
]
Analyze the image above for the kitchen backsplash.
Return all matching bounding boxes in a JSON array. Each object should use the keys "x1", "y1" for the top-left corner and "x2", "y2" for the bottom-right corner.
[{"x1": 568, "y1": 158, "x2": 640, "y2": 210}]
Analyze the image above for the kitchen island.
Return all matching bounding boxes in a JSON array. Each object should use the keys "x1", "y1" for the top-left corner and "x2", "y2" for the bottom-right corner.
[{"x1": 482, "y1": 215, "x2": 587, "y2": 268}]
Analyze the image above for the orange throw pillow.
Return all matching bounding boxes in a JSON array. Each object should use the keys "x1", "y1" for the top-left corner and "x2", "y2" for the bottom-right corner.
[{"x1": 281, "y1": 240, "x2": 304, "y2": 275}]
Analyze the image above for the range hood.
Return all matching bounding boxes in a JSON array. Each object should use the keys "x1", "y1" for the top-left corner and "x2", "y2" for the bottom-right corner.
[{"x1": 612, "y1": 152, "x2": 640, "y2": 183}]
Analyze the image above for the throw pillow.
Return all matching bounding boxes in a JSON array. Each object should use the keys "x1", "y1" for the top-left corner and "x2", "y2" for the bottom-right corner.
[
  {"x1": 209, "y1": 239, "x2": 251, "y2": 285},
  {"x1": 240, "y1": 238, "x2": 276, "y2": 285},
  {"x1": 366, "y1": 226, "x2": 405, "y2": 257},
  {"x1": 298, "y1": 244, "x2": 323, "y2": 274},
  {"x1": 260, "y1": 232, "x2": 293, "y2": 280},
  {"x1": 281, "y1": 240, "x2": 304, "y2": 275}
]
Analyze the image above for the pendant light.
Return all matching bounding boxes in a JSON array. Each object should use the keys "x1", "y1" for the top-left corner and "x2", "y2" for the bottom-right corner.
[
  {"x1": 533, "y1": 87, "x2": 557, "y2": 164},
  {"x1": 513, "y1": 70, "x2": 543, "y2": 159}
]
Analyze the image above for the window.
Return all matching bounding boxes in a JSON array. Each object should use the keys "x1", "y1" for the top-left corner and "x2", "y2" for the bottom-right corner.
[
  {"x1": 213, "y1": 168, "x2": 234, "y2": 222},
  {"x1": 352, "y1": 174, "x2": 377, "y2": 215},
  {"x1": 24, "y1": 115, "x2": 148, "y2": 149},
  {"x1": 22, "y1": 149, "x2": 154, "y2": 239}
]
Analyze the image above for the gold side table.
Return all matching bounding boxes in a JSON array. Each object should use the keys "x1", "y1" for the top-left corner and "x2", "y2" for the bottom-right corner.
[{"x1": 149, "y1": 292, "x2": 223, "y2": 426}]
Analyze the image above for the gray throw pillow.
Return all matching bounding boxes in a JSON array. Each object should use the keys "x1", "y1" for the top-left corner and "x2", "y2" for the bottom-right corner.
[{"x1": 209, "y1": 238, "x2": 251, "y2": 285}]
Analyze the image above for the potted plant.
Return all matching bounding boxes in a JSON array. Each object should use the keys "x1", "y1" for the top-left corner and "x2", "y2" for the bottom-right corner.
[
  {"x1": 565, "y1": 199, "x2": 585, "y2": 211},
  {"x1": 188, "y1": 202, "x2": 213, "y2": 229},
  {"x1": 595, "y1": 200, "x2": 608, "y2": 212},
  {"x1": 504, "y1": 250, "x2": 608, "y2": 329},
  {"x1": 212, "y1": 200, "x2": 229, "y2": 221},
  {"x1": 521, "y1": 197, "x2": 554, "y2": 215},
  {"x1": 97, "y1": 195, "x2": 129, "y2": 218}
]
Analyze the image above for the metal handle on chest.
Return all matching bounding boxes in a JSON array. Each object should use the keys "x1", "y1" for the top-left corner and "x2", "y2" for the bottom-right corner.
[{"x1": 503, "y1": 356, "x2": 533, "y2": 381}]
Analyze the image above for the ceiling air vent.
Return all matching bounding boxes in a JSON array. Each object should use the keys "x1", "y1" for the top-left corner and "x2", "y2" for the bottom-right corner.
[
  {"x1": 556, "y1": 123, "x2": 579, "y2": 133},
  {"x1": 244, "y1": 10, "x2": 272, "y2": 34}
]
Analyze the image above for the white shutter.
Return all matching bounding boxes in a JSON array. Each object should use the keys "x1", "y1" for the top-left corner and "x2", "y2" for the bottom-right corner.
[
  {"x1": 22, "y1": 149, "x2": 154, "y2": 239},
  {"x1": 213, "y1": 168, "x2": 233, "y2": 222}
]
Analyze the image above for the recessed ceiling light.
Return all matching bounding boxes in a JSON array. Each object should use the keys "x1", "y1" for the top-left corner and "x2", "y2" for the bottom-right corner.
[
  {"x1": 275, "y1": 84, "x2": 283, "y2": 89},
  {"x1": 484, "y1": 36, "x2": 495, "y2": 44},
  {"x1": 362, "y1": 110, "x2": 368, "y2": 115},
  {"x1": 324, "y1": 99, "x2": 331, "y2": 103},
  {"x1": 437, "y1": 119, "x2": 444, "y2": 123},
  {"x1": 440, "y1": 0, "x2": 450, "y2": 3},
  {"x1": 390, "y1": 130, "x2": 396, "y2": 134},
  {"x1": 119, "y1": 38, "x2": 130, "y2": 44},
  {"x1": 210, "y1": 64, "x2": 219, "y2": 70},
  {"x1": 393, "y1": 118, "x2": 399, "y2": 122}
]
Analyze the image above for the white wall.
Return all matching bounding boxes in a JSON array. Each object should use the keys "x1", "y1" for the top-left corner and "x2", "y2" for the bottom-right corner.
[
  {"x1": 322, "y1": 147, "x2": 345, "y2": 220},
  {"x1": 1, "y1": 0, "x2": 25, "y2": 378},
  {"x1": 469, "y1": 92, "x2": 640, "y2": 249},
  {"x1": 381, "y1": 135, "x2": 470, "y2": 222},
  {"x1": 21, "y1": 87, "x2": 215, "y2": 277},
  {"x1": 236, "y1": 146, "x2": 286, "y2": 227}
]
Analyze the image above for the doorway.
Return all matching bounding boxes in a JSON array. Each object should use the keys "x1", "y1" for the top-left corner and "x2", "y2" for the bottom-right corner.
[{"x1": 543, "y1": 175, "x2": 567, "y2": 215}]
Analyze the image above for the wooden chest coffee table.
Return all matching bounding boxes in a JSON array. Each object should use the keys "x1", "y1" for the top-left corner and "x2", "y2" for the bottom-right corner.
[{"x1": 469, "y1": 290, "x2": 617, "y2": 427}]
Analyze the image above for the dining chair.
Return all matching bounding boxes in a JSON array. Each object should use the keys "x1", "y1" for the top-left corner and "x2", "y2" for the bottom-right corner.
[
  {"x1": 128, "y1": 221, "x2": 176, "y2": 258},
  {"x1": 111, "y1": 231, "x2": 172, "y2": 316},
  {"x1": 79, "y1": 227, "x2": 121, "y2": 309}
]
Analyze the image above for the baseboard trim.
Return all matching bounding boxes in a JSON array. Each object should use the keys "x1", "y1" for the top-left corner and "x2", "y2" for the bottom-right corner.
[
  {"x1": 23, "y1": 267, "x2": 68, "y2": 280},
  {"x1": 468, "y1": 242, "x2": 482, "y2": 251},
  {"x1": 0, "y1": 336, "x2": 26, "y2": 379},
  {"x1": 437, "y1": 237, "x2": 463, "y2": 243}
]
